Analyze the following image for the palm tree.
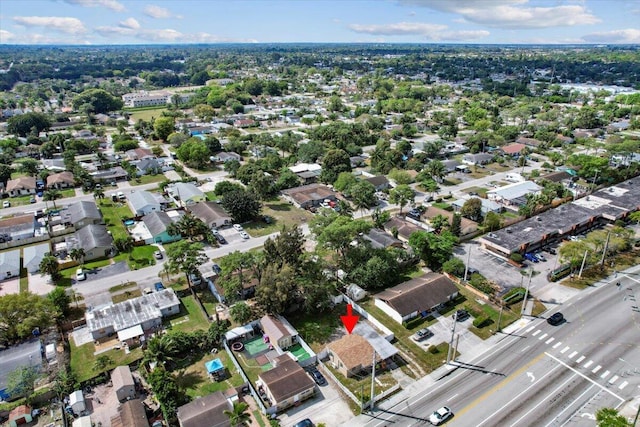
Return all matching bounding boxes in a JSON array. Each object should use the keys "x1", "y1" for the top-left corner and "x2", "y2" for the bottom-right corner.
[
  {"x1": 69, "y1": 248, "x2": 85, "y2": 266},
  {"x1": 143, "y1": 335, "x2": 178, "y2": 367},
  {"x1": 93, "y1": 354, "x2": 114, "y2": 374},
  {"x1": 93, "y1": 188, "x2": 105, "y2": 200},
  {"x1": 224, "y1": 401, "x2": 251, "y2": 427},
  {"x1": 43, "y1": 189, "x2": 62, "y2": 210},
  {"x1": 39, "y1": 255, "x2": 61, "y2": 282},
  {"x1": 424, "y1": 160, "x2": 446, "y2": 183}
]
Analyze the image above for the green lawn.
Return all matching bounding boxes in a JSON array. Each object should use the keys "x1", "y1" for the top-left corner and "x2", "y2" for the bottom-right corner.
[
  {"x1": 175, "y1": 351, "x2": 244, "y2": 399},
  {"x1": 112, "y1": 289, "x2": 142, "y2": 303},
  {"x1": 127, "y1": 107, "x2": 168, "y2": 122},
  {"x1": 70, "y1": 340, "x2": 143, "y2": 383},
  {"x1": 287, "y1": 304, "x2": 344, "y2": 353},
  {"x1": 243, "y1": 200, "x2": 314, "y2": 238},
  {"x1": 164, "y1": 295, "x2": 210, "y2": 332},
  {"x1": 98, "y1": 200, "x2": 133, "y2": 239},
  {"x1": 127, "y1": 245, "x2": 158, "y2": 270},
  {"x1": 60, "y1": 257, "x2": 114, "y2": 279},
  {"x1": 129, "y1": 174, "x2": 166, "y2": 186}
]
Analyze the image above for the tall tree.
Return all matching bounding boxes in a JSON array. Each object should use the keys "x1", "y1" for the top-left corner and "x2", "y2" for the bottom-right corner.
[
  {"x1": 154, "y1": 117, "x2": 175, "y2": 141},
  {"x1": 221, "y1": 189, "x2": 261, "y2": 223},
  {"x1": 224, "y1": 401, "x2": 252, "y2": 427},
  {"x1": 263, "y1": 224, "x2": 305, "y2": 271},
  {"x1": 320, "y1": 149, "x2": 352, "y2": 184},
  {"x1": 39, "y1": 255, "x2": 61, "y2": 282},
  {"x1": 409, "y1": 230, "x2": 458, "y2": 271},
  {"x1": 69, "y1": 248, "x2": 85, "y2": 266},
  {"x1": 43, "y1": 189, "x2": 62, "y2": 209},
  {"x1": 0, "y1": 293, "x2": 57, "y2": 344},
  {"x1": 460, "y1": 198, "x2": 483, "y2": 222},
  {"x1": 166, "y1": 241, "x2": 208, "y2": 291},
  {"x1": 389, "y1": 184, "x2": 415, "y2": 215}
]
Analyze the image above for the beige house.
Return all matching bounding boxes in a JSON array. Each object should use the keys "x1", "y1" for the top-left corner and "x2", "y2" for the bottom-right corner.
[
  {"x1": 260, "y1": 315, "x2": 297, "y2": 351},
  {"x1": 327, "y1": 334, "x2": 377, "y2": 378},
  {"x1": 257, "y1": 354, "x2": 315, "y2": 412},
  {"x1": 46, "y1": 171, "x2": 75, "y2": 189},
  {"x1": 188, "y1": 201, "x2": 233, "y2": 229},
  {"x1": 111, "y1": 366, "x2": 135, "y2": 402},
  {"x1": 6, "y1": 176, "x2": 36, "y2": 197},
  {"x1": 110, "y1": 399, "x2": 149, "y2": 427}
]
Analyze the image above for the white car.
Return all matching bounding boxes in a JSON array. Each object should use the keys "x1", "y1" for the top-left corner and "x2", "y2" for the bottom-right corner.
[
  {"x1": 240, "y1": 231, "x2": 250, "y2": 240},
  {"x1": 76, "y1": 269, "x2": 86, "y2": 281},
  {"x1": 2, "y1": 201, "x2": 10, "y2": 208},
  {"x1": 233, "y1": 224, "x2": 244, "y2": 231},
  {"x1": 429, "y1": 406, "x2": 453, "y2": 425}
]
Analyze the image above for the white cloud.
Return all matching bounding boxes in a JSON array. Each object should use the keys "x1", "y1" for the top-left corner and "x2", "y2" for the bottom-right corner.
[
  {"x1": 0, "y1": 31, "x2": 92, "y2": 44},
  {"x1": 13, "y1": 16, "x2": 87, "y2": 34},
  {"x1": 0, "y1": 30, "x2": 16, "y2": 42},
  {"x1": 119, "y1": 17, "x2": 140, "y2": 30},
  {"x1": 398, "y1": 0, "x2": 600, "y2": 28},
  {"x1": 94, "y1": 25, "x2": 256, "y2": 43},
  {"x1": 143, "y1": 4, "x2": 181, "y2": 19},
  {"x1": 348, "y1": 21, "x2": 488, "y2": 41},
  {"x1": 581, "y1": 29, "x2": 640, "y2": 44},
  {"x1": 63, "y1": 0, "x2": 124, "y2": 12}
]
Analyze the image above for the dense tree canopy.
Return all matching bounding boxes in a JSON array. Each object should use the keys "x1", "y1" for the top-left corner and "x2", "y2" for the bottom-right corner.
[
  {"x1": 0, "y1": 292, "x2": 57, "y2": 344},
  {"x1": 7, "y1": 112, "x2": 51, "y2": 136},
  {"x1": 221, "y1": 188, "x2": 261, "y2": 223},
  {"x1": 72, "y1": 88, "x2": 123, "y2": 113}
]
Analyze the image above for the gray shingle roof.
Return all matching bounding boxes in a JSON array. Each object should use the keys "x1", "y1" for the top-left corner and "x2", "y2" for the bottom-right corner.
[
  {"x1": 64, "y1": 200, "x2": 102, "y2": 225},
  {"x1": 142, "y1": 211, "x2": 173, "y2": 236},
  {"x1": 375, "y1": 273, "x2": 458, "y2": 316},
  {"x1": 76, "y1": 223, "x2": 113, "y2": 250}
]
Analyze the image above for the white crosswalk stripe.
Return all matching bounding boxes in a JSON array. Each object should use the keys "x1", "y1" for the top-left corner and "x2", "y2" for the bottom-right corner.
[
  {"x1": 538, "y1": 333, "x2": 548, "y2": 340},
  {"x1": 608, "y1": 375, "x2": 619, "y2": 384},
  {"x1": 576, "y1": 356, "x2": 585, "y2": 363},
  {"x1": 584, "y1": 360, "x2": 594, "y2": 368},
  {"x1": 618, "y1": 381, "x2": 628, "y2": 390},
  {"x1": 600, "y1": 370, "x2": 610, "y2": 379},
  {"x1": 568, "y1": 351, "x2": 578, "y2": 359},
  {"x1": 532, "y1": 330, "x2": 541, "y2": 337},
  {"x1": 545, "y1": 337, "x2": 555, "y2": 345},
  {"x1": 560, "y1": 346, "x2": 570, "y2": 354},
  {"x1": 526, "y1": 326, "x2": 535, "y2": 333},
  {"x1": 553, "y1": 342, "x2": 562, "y2": 349},
  {"x1": 591, "y1": 365, "x2": 601, "y2": 374}
]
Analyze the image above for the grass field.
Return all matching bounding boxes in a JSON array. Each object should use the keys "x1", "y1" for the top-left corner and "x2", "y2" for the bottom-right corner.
[
  {"x1": 127, "y1": 245, "x2": 158, "y2": 270},
  {"x1": 129, "y1": 174, "x2": 166, "y2": 186},
  {"x1": 98, "y1": 200, "x2": 133, "y2": 239},
  {"x1": 70, "y1": 340, "x2": 143, "y2": 383},
  {"x1": 164, "y1": 295, "x2": 210, "y2": 332},
  {"x1": 127, "y1": 107, "x2": 168, "y2": 122},
  {"x1": 244, "y1": 200, "x2": 314, "y2": 237},
  {"x1": 175, "y1": 351, "x2": 244, "y2": 399}
]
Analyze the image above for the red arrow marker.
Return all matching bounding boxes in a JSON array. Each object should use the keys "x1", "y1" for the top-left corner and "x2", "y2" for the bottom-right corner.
[{"x1": 340, "y1": 304, "x2": 360, "y2": 334}]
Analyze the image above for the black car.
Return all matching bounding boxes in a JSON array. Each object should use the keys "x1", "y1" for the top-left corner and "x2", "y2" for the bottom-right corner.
[
  {"x1": 212, "y1": 263, "x2": 222, "y2": 274},
  {"x1": 454, "y1": 309, "x2": 470, "y2": 321},
  {"x1": 308, "y1": 368, "x2": 327, "y2": 386},
  {"x1": 547, "y1": 312, "x2": 564, "y2": 325},
  {"x1": 293, "y1": 419, "x2": 313, "y2": 427},
  {"x1": 215, "y1": 233, "x2": 227, "y2": 244}
]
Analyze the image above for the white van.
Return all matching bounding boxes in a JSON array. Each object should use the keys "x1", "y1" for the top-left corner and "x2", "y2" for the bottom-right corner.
[
  {"x1": 117, "y1": 191, "x2": 125, "y2": 200},
  {"x1": 505, "y1": 173, "x2": 524, "y2": 183}
]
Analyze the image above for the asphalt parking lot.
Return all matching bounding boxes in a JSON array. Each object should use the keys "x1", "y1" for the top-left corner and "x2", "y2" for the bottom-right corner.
[{"x1": 216, "y1": 226, "x2": 249, "y2": 245}]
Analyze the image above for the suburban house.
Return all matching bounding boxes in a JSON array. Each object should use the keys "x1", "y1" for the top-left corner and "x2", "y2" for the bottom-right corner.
[
  {"x1": 462, "y1": 153, "x2": 494, "y2": 166},
  {"x1": 326, "y1": 334, "x2": 377, "y2": 378},
  {"x1": 188, "y1": 201, "x2": 233, "y2": 229},
  {"x1": 451, "y1": 197, "x2": 503, "y2": 217},
  {"x1": 176, "y1": 391, "x2": 233, "y2": 427},
  {"x1": 516, "y1": 136, "x2": 544, "y2": 148},
  {"x1": 110, "y1": 399, "x2": 149, "y2": 427},
  {"x1": 91, "y1": 166, "x2": 128, "y2": 183},
  {"x1": 46, "y1": 171, "x2": 75, "y2": 189},
  {"x1": 487, "y1": 181, "x2": 542, "y2": 209},
  {"x1": 441, "y1": 159, "x2": 461, "y2": 173},
  {"x1": 383, "y1": 216, "x2": 423, "y2": 242},
  {"x1": 167, "y1": 182, "x2": 205, "y2": 206},
  {"x1": 6, "y1": 176, "x2": 36, "y2": 197},
  {"x1": 364, "y1": 175, "x2": 390, "y2": 191},
  {"x1": 111, "y1": 366, "x2": 136, "y2": 402},
  {"x1": 210, "y1": 151, "x2": 242, "y2": 163},
  {"x1": 363, "y1": 228, "x2": 404, "y2": 249},
  {"x1": 23, "y1": 242, "x2": 50, "y2": 273},
  {"x1": 135, "y1": 158, "x2": 161, "y2": 176},
  {"x1": 257, "y1": 354, "x2": 315, "y2": 412},
  {"x1": 374, "y1": 273, "x2": 459, "y2": 324},
  {"x1": 289, "y1": 163, "x2": 322, "y2": 184},
  {"x1": 423, "y1": 206, "x2": 479, "y2": 236},
  {"x1": 86, "y1": 288, "x2": 180, "y2": 340},
  {"x1": 141, "y1": 211, "x2": 181, "y2": 244},
  {"x1": 539, "y1": 171, "x2": 574, "y2": 184},
  {"x1": 66, "y1": 224, "x2": 113, "y2": 261},
  {"x1": 126, "y1": 147, "x2": 154, "y2": 161},
  {"x1": 128, "y1": 190, "x2": 166, "y2": 217},
  {"x1": 282, "y1": 183, "x2": 338, "y2": 209},
  {"x1": 500, "y1": 143, "x2": 527, "y2": 157},
  {"x1": 61, "y1": 200, "x2": 103, "y2": 230},
  {"x1": 0, "y1": 214, "x2": 37, "y2": 242},
  {"x1": 260, "y1": 315, "x2": 298, "y2": 352},
  {"x1": 0, "y1": 249, "x2": 20, "y2": 280}
]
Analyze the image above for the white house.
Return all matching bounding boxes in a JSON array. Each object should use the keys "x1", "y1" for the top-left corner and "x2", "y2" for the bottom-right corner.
[
  {"x1": 0, "y1": 249, "x2": 21, "y2": 281},
  {"x1": 487, "y1": 181, "x2": 542, "y2": 208},
  {"x1": 128, "y1": 190, "x2": 165, "y2": 216},
  {"x1": 68, "y1": 390, "x2": 86, "y2": 414}
]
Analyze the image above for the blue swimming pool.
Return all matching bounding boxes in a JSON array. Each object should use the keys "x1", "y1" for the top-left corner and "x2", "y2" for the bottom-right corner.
[{"x1": 124, "y1": 220, "x2": 135, "y2": 226}]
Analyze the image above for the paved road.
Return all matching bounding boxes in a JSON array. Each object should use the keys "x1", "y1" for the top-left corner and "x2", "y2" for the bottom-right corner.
[{"x1": 347, "y1": 265, "x2": 640, "y2": 427}]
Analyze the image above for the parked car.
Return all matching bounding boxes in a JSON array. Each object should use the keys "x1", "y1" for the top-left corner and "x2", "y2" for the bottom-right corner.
[
  {"x1": 76, "y1": 269, "x2": 86, "y2": 281},
  {"x1": 466, "y1": 267, "x2": 479, "y2": 276},
  {"x1": 2, "y1": 201, "x2": 10, "y2": 208},
  {"x1": 233, "y1": 224, "x2": 243, "y2": 231},
  {"x1": 215, "y1": 233, "x2": 227, "y2": 244},
  {"x1": 412, "y1": 327, "x2": 433, "y2": 342},
  {"x1": 212, "y1": 263, "x2": 222, "y2": 274},
  {"x1": 154, "y1": 282, "x2": 165, "y2": 291},
  {"x1": 154, "y1": 250, "x2": 163, "y2": 259},
  {"x1": 29, "y1": 197, "x2": 36, "y2": 203},
  {"x1": 524, "y1": 253, "x2": 539, "y2": 263},
  {"x1": 240, "y1": 231, "x2": 250, "y2": 239},
  {"x1": 429, "y1": 406, "x2": 453, "y2": 425},
  {"x1": 407, "y1": 209, "x2": 422, "y2": 220},
  {"x1": 454, "y1": 309, "x2": 469, "y2": 321},
  {"x1": 547, "y1": 312, "x2": 564, "y2": 326},
  {"x1": 534, "y1": 253, "x2": 546, "y2": 262},
  {"x1": 188, "y1": 273, "x2": 202, "y2": 286},
  {"x1": 308, "y1": 368, "x2": 327, "y2": 386},
  {"x1": 293, "y1": 419, "x2": 313, "y2": 427}
]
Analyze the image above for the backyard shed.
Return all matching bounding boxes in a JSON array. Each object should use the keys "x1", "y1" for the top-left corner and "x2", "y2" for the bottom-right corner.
[
  {"x1": 69, "y1": 390, "x2": 86, "y2": 413},
  {"x1": 8, "y1": 405, "x2": 32, "y2": 427},
  {"x1": 111, "y1": 365, "x2": 136, "y2": 402},
  {"x1": 72, "y1": 415, "x2": 93, "y2": 427}
]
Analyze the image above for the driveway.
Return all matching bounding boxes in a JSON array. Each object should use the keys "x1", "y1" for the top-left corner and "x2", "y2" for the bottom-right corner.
[
  {"x1": 0, "y1": 277, "x2": 19, "y2": 296},
  {"x1": 77, "y1": 261, "x2": 130, "y2": 283},
  {"x1": 278, "y1": 370, "x2": 353, "y2": 427}
]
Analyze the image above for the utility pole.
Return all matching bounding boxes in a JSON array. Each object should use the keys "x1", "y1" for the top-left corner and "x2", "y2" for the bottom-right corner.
[
  {"x1": 497, "y1": 303, "x2": 504, "y2": 332},
  {"x1": 600, "y1": 231, "x2": 611, "y2": 267},
  {"x1": 447, "y1": 311, "x2": 458, "y2": 363},
  {"x1": 578, "y1": 250, "x2": 589, "y2": 278},
  {"x1": 370, "y1": 349, "x2": 376, "y2": 412},
  {"x1": 521, "y1": 269, "x2": 533, "y2": 316},
  {"x1": 464, "y1": 247, "x2": 472, "y2": 281}
]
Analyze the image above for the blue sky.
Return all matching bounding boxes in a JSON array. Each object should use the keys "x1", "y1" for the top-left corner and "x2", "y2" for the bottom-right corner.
[{"x1": 1, "y1": 0, "x2": 639, "y2": 45}]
